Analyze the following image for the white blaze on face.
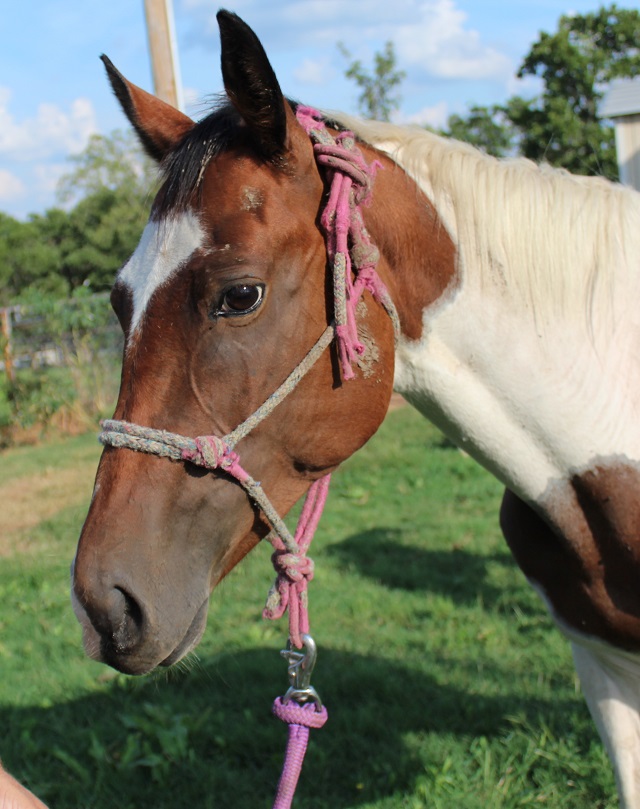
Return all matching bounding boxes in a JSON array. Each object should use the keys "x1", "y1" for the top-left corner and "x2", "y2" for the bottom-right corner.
[{"x1": 118, "y1": 212, "x2": 205, "y2": 335}]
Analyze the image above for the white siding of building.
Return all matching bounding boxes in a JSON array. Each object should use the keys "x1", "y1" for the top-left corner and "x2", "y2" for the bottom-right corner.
[{"x1": 601, "y1": 79, "x2": 640, "y2": 192}]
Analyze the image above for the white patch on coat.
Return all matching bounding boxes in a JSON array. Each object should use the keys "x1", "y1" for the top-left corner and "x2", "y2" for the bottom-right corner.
[
  {"x1": 325, "y1": 113, "x2": 640, "y2": 502},
  {"x1": 392, "y1": 281, "x2": 640, "y2": 504},
  {"x1": 118, "y1": 212, "x2": 205, "y2": 335},
  {"x1": 572, "y1": 636, "x2": 640, "y2": 808}
]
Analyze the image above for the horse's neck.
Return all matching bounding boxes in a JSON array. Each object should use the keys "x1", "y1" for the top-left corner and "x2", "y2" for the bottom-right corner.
[
  {"x1": 364, "y1": 141, "x2": 640, "y2": 505},
  {"x1": 358, "y1": 120, "x2": 640, "y2": 342}
]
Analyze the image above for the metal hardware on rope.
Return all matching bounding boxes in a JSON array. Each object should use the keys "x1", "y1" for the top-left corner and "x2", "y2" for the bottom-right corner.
[
  {"x1": 271, "y1": 634, "x2": 328, "y2": 809},
  {"x1": 281, "y1": 633, "x2": 322, "y2": 709}
]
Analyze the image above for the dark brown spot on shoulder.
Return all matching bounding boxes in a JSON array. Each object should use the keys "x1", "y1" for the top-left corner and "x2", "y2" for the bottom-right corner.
[{"x1": 501, "y1": 459, "x2": 640, "y2": 651}]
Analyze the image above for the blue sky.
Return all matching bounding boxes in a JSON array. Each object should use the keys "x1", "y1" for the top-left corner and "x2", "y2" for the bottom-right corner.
[{"x1": 1, "y1": 0, "x2": 633, "y2": 219}]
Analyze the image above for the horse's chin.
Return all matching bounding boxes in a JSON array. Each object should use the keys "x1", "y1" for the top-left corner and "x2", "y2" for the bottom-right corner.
[
  {"x1": 158, "y1": 600, "x2": 209, "y2": 668},
  {"x1": 72, "y1": 588, "x2": 210, "y2": 676}
]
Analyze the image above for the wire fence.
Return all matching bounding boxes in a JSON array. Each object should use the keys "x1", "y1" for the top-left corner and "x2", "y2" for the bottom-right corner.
[
  {"x1": 1, "y1": 295, "x2": 122, "y2": 382},
  {"x1": 1, "y1": 293, "x2": 123, "y2": 442}
]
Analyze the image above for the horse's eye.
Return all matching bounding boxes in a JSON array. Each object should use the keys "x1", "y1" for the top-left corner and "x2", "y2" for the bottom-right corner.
[{"x1": 218, "y1": 284, "x2": 265, "y2": 316}]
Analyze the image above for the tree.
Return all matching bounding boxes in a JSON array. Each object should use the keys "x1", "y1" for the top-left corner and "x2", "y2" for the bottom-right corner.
[
  {"x1": 0, "y1": 130, "x2": 156, "y2": 302},
  {"x1": 53, "y1": 130, "x2": 155, "y2": 292},
  {"x1": 339, "y1": 41, "x2": 406, "y2": 121},
  {"x1": 0, "y1": 213, "x2": 67, "y2": 301},
  {"x1": 506, "y1": 4, "x2": 640, "y2": 178},
  {"x1": 443, "y1": 105, "x2": 518, "y2": 158},
  {"x1": 50, "y1": 188, "x2": 149, "y2": 293},
  {"x1": 57, "y1": 129, "x2": 156, "y2": 207}
]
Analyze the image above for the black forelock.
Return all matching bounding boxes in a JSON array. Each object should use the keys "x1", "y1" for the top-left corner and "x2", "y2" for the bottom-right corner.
[{"x1": 152, "y1": 98, "x2": 244, "y2": 218}]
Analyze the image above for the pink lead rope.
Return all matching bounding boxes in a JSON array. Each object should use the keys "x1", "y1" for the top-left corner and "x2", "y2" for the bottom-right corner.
[
  {"x1": 263, "y1": 475, "x2": 331, "y2": 649},
  {"x1": 265, "y1": 476, "x2": 330, "y2": 809},
  {"x1": 264, "y1": 107, "x2": 394, "y2": 809}
]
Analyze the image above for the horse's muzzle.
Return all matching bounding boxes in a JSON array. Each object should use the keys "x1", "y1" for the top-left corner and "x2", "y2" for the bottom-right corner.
[{"x1": 70, "y1": 557, "x2": 209, "y2": 675}]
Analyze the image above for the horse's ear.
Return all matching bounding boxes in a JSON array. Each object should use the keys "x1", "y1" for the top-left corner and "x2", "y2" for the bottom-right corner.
[
  {"x1": 100, "y1": 55, "x2": 194, "y2": 162},
  {"x1": 217, "y1": 10, "x2": 288, "y2": 160}
]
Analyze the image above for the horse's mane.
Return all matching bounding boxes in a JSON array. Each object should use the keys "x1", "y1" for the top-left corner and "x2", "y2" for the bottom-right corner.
[
  {"x1": 156, "y1": 101, "x2": 640, "y2": 328},
  {"x1": 328, "y1": 112, "x2": 640, "y2": 329}
]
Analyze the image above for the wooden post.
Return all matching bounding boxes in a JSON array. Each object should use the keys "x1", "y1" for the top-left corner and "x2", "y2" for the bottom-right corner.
[
  {"x1": 143, "y1": 0, "x2": 184, "y2": 110},
  {"x1": 1, "y1": 307, "x2": 15, "y2": 385}
]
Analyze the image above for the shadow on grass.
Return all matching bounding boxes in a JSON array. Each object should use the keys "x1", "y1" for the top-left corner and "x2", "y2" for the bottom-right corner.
[
  {"x1": 326, "y1": 528, "x2": 518, "y2": 607},
  {"x1": 1, "y1": 645, "x2": 588, "y2": 809}
]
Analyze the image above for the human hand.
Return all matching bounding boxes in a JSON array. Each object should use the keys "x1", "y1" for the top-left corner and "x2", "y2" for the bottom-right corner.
[{"x1": 0, "y1": 765, "x2": 48, "y2": 809}]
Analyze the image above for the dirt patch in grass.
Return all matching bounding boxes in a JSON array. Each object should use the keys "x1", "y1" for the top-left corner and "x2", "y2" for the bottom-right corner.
[
  {"x1": 0, "y1": 463, "x2": 95, "y2": 556},
  {"x1": 387, "y1": 392, "x2": 407, "y2": 412}
]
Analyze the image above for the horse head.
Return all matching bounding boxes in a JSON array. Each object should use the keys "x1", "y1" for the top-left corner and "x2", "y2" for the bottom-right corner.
[{"x1": 72, "y1": 11, "x2": 406, "y2": 675}]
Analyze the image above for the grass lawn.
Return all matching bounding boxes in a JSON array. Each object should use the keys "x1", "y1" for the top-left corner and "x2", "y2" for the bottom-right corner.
[{"x1": 0, "y1": 407, "x2": 616, "y2": 808}]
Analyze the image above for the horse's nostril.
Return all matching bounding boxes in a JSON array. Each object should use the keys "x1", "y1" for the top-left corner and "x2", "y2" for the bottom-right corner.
[{"x1": 109, "y1": 587, "x2": 145, "y2": 653}]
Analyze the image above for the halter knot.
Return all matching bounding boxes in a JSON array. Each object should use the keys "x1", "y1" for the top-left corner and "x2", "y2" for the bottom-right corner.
[
  {"x1": 272, "y1": 697, "x2": 328, "y2": 729},
  {"x1": 312, "y1": 140, "x2": 375, "y2": 205},
  {"x1": 264, "y1": 546, "x2": 316, "y2": 648},
  {"x1": 294, "y1": 105, "x2": 396, "y2": 381},
  {"x1": 182, "y1": 434, "x2": 234, "y2": 470},
  {"x1": 270, "y1": 549, "x2": 315, "y2": 584}
]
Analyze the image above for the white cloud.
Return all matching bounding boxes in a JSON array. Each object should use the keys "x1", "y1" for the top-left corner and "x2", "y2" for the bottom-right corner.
[
  {"x1": 0, "y1": 88, "x2": 98, "y2": 162},
  {"x1": 392, "y1": 0, "x2": 512, "y2": 80},
  {"x1": 0, "y1": 169, "x2": 26, "y2": 202},
  {"x1": 293, "y1": 58, "x2": 335, "y2": 86},
  {"x1": 395, "y1": 100, "x2": 450, "y2": 129},
  {"x1": 181, "y1": 0, "x2": 513, "y2": 85}
]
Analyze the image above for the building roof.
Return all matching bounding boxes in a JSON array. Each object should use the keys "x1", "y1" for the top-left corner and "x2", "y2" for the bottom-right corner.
[{"x1": 600, "y1": 78, "x2": 640, "y2": 119}]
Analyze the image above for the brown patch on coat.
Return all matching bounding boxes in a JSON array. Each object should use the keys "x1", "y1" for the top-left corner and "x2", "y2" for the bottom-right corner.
[
  {"x1": 355, "y1": 143, "x2": 459, "y2": 342},
  {"x1": 501, "y1": 461, "x2": 640, "y2": 651}
]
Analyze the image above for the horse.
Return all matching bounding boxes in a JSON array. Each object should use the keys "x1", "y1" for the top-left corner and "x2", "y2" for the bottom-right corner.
[{"x1": 71, "y1": 10, "x2": 640, "y2": 807}]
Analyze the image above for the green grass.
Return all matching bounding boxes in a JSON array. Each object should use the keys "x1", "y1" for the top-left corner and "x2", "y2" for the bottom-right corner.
[{"x1": 0, "y1": 408, "x2": 616, "y2": 808}]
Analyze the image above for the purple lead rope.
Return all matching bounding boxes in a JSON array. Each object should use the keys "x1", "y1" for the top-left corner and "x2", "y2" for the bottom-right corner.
[
  {"x1": 267, "y1": 476, "x2": 329, "y2": 809},
  {"x1": 265, "y1": 107, "x2": 390, "y2": 809},
  {"x1": 271, "y1": 698, "x2": 329, "y2": 808}
]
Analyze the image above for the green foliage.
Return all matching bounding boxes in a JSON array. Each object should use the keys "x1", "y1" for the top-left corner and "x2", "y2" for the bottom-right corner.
[
  {"x1": 507, "y1": 4, "x2": 640, "y2": 177},
  {"x1": 0, "y1": 130, "x2": 154, "y2": 304},
  {"x1": 57, "y1": 129, "x2": 156, "y2": 206},
  {"x1": 5, "y1": 367, "x2": 75, "y2": 431},
  {"x1": 339, "y1": 41, "x2": 406, "y2": 121},
  {"x1": 0, "y1": 212, "x2": 68, "y2": 300},
  {"x1": 443, "y1": 105, "x2": 518, "y2": 157},
  {"x1": 44, "y1": 188, "x2": 147, "y2": 294},
  {"x1": 433, "y1": 4, "x2": 639, "y2": 176},
  {"x1": 53, "y1": 130, "x2": 154, "y2": 293},
  {"x1": 0, "y1": 411, "x2": 617, "y2": 807},
  {"x1": 1, "y1": 289, "x2": 121, "y2": 443}
]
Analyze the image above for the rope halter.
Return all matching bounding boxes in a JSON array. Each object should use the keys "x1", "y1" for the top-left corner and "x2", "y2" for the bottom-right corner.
[{"x1": 100, "y1": 105, "x2": 400, "y2": 649}]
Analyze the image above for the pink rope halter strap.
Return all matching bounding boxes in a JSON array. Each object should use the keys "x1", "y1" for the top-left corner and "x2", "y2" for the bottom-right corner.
[
  {"x1": 296, "y1": 106, "x2": 400, "y2": 380},
  {"x1": 99, "y1": 106, "x2": 399, "y2": 809}
]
